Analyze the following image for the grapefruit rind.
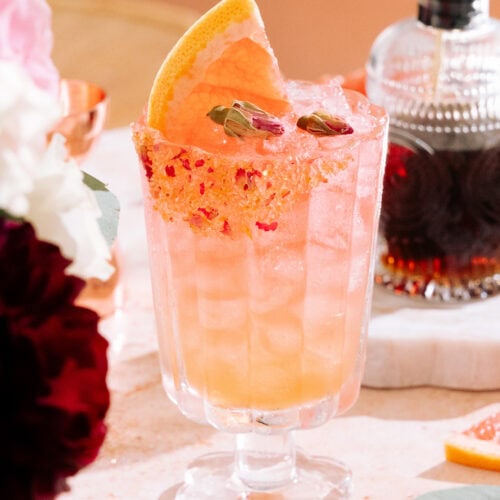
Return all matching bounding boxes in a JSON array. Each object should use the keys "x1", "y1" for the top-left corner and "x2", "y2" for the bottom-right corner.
[{"x1": 445, "y1": 432, "x2": 500, "y2": 472}]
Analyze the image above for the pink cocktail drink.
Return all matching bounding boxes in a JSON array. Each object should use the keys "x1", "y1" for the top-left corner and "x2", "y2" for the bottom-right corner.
[
  {"x1": 134, "y1": 0, "x2": 387, "y2": 495},
  {"x1": 134, "y1": 83, "x2": 387, "y2": 431}
]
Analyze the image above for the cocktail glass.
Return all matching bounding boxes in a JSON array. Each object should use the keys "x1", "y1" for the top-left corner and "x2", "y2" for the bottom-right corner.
[{"x1": 133, "y1": 85, "x2": 388, "y2": 499}]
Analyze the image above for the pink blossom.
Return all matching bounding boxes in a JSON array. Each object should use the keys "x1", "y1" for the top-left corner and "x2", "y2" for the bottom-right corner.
[{"x1": 0, "y1": 0, "x2": 59, "y2": 96}]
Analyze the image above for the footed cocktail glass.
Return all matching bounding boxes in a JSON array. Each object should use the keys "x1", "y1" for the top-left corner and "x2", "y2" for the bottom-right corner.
[{"x1": 133, "y1": 85, "x2": 387, "y2": 499}]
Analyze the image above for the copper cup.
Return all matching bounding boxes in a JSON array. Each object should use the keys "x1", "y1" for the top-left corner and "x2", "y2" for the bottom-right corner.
[
  {"x1": 50, "y1": 79, "x2": 121, "y2": 317},
  {"x1": 49, "y1": 78, "x2": 108, "y2": 163}
]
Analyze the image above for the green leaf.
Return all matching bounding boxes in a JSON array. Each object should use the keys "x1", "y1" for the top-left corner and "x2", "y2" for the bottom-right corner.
[
  {"x1": 83, "y1": 171, "x2": 109, "y2": 192},
  {"x1": 0, "y1": 209, "x2": 24, "y2": 223},
  {"x1": 83, "y1": 171, "x2": 120, "y2": 247},
  {"x1": 414, "y1": 486, "x2": 500, "y2": 500}
]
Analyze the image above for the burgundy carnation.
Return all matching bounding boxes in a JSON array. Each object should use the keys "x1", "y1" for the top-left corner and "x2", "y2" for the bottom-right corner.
[{"x1": 0, "y1": 218, "x2": 110, "y2": 499}]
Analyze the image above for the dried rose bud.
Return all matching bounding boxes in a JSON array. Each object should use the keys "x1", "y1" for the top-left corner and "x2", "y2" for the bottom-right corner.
[
  {"x1": 207, "y1": 100, "x2": 284, "y2": 139},
  {"x1": 297, "y1": 111, "x2": 354, "y2": 136}
]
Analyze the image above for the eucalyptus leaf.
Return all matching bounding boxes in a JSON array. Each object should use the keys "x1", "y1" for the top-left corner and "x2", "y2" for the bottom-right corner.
[
  {"x1": 414, "y1": 485, "x2": 500, "y2": 500},
  {"x1": 83, "y1": 171, "x2": 109, "y2": 192},
  {"x1": 83, "y1": 171, "x2": 120, "y2": 248}
]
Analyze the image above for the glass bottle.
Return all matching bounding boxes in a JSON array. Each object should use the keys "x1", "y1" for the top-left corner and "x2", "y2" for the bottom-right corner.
[{"x1": 366, "y1": 0, "x2": 500, "y2": 302}]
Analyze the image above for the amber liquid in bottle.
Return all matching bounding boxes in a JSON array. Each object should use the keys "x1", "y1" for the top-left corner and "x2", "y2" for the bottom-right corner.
[{"x1": 381, "y1": 142, "x2": 500, "y2": 294}]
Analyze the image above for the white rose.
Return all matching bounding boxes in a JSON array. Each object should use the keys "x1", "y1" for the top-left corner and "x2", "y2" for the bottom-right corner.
[
  {"x1": 0, "y1": 61, "x2": 59, "y2": 216},
  {"x1": 26, "y1": 135, "x2": 113, "y2": 280},
  {"x1": 0, "y1": 60, "x2": 113, "y2": 280}
]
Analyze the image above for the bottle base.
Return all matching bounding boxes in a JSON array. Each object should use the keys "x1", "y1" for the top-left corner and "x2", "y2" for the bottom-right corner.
[{"x1": 375, "y1": 266, "x2": 500, "y2": 303}]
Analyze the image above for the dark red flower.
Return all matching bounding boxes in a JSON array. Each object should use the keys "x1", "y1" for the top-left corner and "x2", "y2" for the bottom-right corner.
[{"x1": 0, "y1": 218, "x2": 110, "y2": 499}]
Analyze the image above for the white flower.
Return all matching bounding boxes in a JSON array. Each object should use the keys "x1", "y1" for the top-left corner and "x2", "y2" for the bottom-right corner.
[
  {"x1": 26, "y1": 135, "x2": 113, "y2": 280},
  {"x1": 0, "y1": 60, "x2": 113, "y2": 280},
  {"x1": 0, "y1": 61, "x2": 58, "y2": 216}
]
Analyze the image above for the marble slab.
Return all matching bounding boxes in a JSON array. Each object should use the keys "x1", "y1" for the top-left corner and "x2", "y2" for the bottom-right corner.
[{"x1": 365, "y1": 288, "x2": 500, "y2": 390}]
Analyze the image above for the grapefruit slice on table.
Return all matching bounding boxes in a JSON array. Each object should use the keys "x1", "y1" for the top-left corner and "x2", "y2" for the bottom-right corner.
[
  {"x1": 445, "y1": 405, "x2": 500, "y2": 472},
  {"x1": 146, "y1": 0, "x2": 290, "y2": 149}
]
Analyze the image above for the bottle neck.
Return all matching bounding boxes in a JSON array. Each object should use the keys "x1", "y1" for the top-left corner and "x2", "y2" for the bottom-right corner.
[{"x1": 418, "y1": 0, "x2": 489, "y2": 29}]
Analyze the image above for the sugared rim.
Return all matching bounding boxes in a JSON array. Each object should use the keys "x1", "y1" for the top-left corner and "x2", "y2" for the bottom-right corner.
[{"x1": 133, "y1": 89, "x2": 388, "y2": 238}]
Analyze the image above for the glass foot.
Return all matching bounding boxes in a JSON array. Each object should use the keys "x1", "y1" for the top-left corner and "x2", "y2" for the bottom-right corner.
[{"x1": 174, "y1": 449, "x2": 352, "y2": 499}]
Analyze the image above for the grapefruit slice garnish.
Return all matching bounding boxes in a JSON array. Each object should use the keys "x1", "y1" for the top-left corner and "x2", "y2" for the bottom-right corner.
[
  {"x1": 445, "y1": 406, "x2": 500, "y2": 472},
  {"x1": 146, "y1": 0, "x2": 290, "y2": 149}
]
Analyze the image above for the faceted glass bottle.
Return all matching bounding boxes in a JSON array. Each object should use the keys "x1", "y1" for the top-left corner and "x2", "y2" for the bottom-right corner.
[{"x1": 367, "y1": 0, "x2": 500, "y2": 302}]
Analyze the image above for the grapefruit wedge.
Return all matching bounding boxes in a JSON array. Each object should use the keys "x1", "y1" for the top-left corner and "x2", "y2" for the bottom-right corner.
[{"x1": 146, "y1": 0, "x2": 290, "y2": 149}]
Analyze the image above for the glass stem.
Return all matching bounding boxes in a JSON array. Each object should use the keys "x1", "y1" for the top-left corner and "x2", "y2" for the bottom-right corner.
[{"x1": 234, "y1": 431, "x2": 297, "y2": 491}]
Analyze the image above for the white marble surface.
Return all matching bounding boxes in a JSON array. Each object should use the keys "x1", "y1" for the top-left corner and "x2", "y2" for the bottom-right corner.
[
  {"x1": 365, "y1": 289, "x2": 500, "y2": 390},
  {"x1": 60, "y1": 128, "x2": 500, "y2": 500}
]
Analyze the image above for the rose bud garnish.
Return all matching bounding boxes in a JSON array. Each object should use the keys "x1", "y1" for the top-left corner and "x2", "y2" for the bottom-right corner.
[
  {"x1": 207, "y1": 100, "x2": 285, "y2": 139},
  {"x1": 297, "y1": 111, "x2": 354, "y2": 136}
]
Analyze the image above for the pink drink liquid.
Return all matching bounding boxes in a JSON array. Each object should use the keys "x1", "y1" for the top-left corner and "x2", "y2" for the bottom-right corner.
[{"x1": 136, "y1": 85, "x2": 387, "y2": 424}]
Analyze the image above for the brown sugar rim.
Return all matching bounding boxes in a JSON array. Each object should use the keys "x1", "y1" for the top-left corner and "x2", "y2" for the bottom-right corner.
[{"x1": 133, "y1": 122, "x2": 358, "y2": 237}]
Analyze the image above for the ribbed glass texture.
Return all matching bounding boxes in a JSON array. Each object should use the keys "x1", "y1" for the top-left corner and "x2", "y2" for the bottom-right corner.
[{"x1": 141, "y1": 92, "x2": 387, "y2": 434}]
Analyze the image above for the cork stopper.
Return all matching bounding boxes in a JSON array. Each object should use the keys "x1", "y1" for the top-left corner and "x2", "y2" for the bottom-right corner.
[{"x1": 418, "y1": 0, "x2": 489, "y2": 29}]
